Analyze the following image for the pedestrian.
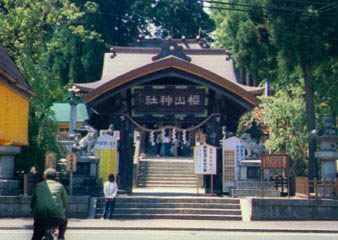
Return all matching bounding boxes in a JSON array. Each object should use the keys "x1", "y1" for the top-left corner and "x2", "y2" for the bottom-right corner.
[
  {"x1": 160, "y1": 134, "x2": 170, "y2": 156},
  {"x1": 171, "y1": 138, "x2": 180, "y2": 157},
  {"x1": 156, "y1": 134, "x2": 162, "y2": 156},
  {"x1": 31, "y1": 168, "x2": 68, "y2": 240},
  {"x1": 102, "y1": 174, "x2": 118, "y2": 220}
]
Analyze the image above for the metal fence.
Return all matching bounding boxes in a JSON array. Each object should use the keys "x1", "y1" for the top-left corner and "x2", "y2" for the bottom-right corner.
[{"x1": 296, "y1": 177, "x2": 338, "y2": 199}]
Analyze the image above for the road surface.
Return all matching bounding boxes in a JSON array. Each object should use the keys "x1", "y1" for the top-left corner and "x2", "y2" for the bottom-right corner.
[{"x1": 1, "y1": 229, "x2": 338, "y2": 240}]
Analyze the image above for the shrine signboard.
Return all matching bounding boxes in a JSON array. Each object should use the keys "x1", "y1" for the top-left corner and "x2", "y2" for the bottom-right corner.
[
  {"x1": 261, "y1": 154, "x2": 288, "y2": 169},
  {"x1": 131, "y1": 85, "x2": 208, "y2": 115},
  {"x1": 261, "y1": 154, "x2": 290, "y2": 198},
  {"x1": 194, "y1": 144, "x2": 217, "y2": 175}
]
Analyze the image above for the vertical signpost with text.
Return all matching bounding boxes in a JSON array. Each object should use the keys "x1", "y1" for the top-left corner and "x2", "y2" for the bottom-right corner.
[
  {"x1": 66, "y1": 152, "x2": 77, "y2": 195},
  {"x1": 95, "y1": 133, "x2": 119, "y2": 182},
  {"x1": 194, "y1": 143, "x2": 217, "y2": 194}
]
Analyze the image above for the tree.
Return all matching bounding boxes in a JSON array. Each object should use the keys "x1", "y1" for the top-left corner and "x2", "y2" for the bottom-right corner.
[
  {"x1": 147, "y1": 0, "x2": 215, "y2": 39},
  {"x1": 211, "y1": 0, "x2": 338, "y2": 179},
  {"x1": 238, "y1": 83, "x2": 308, "y2": 176},
  {"x1": 0, "y1": 0, "x2": 100, "y2": 173}
]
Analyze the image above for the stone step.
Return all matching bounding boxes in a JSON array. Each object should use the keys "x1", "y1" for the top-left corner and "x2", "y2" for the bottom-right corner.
[
  {"x1": 138, "y1": 183, "x2": 197, "y2": 188},
  {"x1": 97, "y1": 202, "x2": 241, "y2": 209},
  {"x1": 140, "y1": 170, "x2": 195, "y2": 175},
  {"x1": 97, "y1": 213, "x2": 242, "y2": 220},
  {"x1": 138, "y1": 181, "x2": 197, "y2": 185},
  {"x1": 139, "y1": 161, "x2": 194, "y2": 165},
  {"x1": 112, "y1": 208, "x2": 241, "y2": 215},
  {"x1": 140, "y1": 161, "x2": 194, "y2": 164},
  {"x1": 139, "y1": 173, "x2": 196, "y2": 177},
  {"x1": 141, "y1": 158, "x2": 194, "y2": 161},
  {"x1": 95, "y1": 195, "x2": 242, "y2": 221},
  {"x1": 138, "y1": 180, "x2": 196, "y2": 184},
  {"x1": 139, "y1": 166, "x2": 194, "y2": 172},
  {"x1": 231, "y1": 189, "x2": 281, "y2": 197},
  {"x1": 138, "y1": 180, "x2": 197, "y2": 184},
  {"x1": 236, "y1": 181, "x2": 275, "y2": 189},
  {"x1": 138, "y1": 176, "x2": 196, "y2": 181},
  {"x1": 112, "y1": 197, "x2": 240, "y2": 204}
]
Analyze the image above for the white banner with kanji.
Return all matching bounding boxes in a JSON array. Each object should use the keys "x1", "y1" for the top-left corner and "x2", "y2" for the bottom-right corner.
[{"x1": 194, "y1": 143, "x2": 217, "y2": 175}]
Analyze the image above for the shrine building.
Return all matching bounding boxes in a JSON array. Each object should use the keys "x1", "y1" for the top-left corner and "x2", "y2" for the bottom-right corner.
[
  {"x1": 0, "y1": 44, "x2": 35, "y2": 195},
  {"x1": 75, "y1": 38, "x2": 263, "y2": 193}
]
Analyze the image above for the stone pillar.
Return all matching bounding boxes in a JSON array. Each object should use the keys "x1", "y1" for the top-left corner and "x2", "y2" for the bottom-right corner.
[
  {"x1": 69, "y1": 103, "x2": 77, "y2": 135},
  {"x1": 313, "y1": 117, "x2": 338, "y2": 181},
  {"x1": 0, "y1": 146, "x2": 21, "y2": 195}
]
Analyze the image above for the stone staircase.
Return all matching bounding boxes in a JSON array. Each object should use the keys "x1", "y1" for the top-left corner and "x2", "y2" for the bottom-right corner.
[
  {"x1": 137, "y1": 157, "x2": 197, "y2": 188},
  {"x1": 94, "y1": 156, "x2": 242, "y2": 220},
  {"x1": 95, "y1": 195, "x2": 242, "y2": 220},
  {"x1": 231, "y1": 180, "x2": 281, "y2": 197}
]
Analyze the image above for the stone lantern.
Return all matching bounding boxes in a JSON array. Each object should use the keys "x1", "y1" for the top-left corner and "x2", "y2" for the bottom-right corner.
[{"x1": 312, "y1": 117, "x2": 338, "y2": 181}]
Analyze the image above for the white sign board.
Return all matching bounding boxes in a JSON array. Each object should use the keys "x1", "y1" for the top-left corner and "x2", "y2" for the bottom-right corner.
[
  {"x1": 194, "y1": 144, "x2": 217, "y2": 175},
  {"x1": 95, "y1": 134, "x2": 118, "y2": 149},
  {"x1": 94, "y1": 134, "x2": 119, "y2": 182},
  {"x1": 222, "y1": 137, "x2": 245, "y2": 193}
]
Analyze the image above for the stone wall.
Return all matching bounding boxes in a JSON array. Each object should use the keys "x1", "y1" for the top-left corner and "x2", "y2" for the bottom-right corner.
[
  {"x1": 241, "y1": 198, "x2": 338, "y2": 220},
  {"x1": 0, "y1": 196, "x2": 90, "y2": 218}
]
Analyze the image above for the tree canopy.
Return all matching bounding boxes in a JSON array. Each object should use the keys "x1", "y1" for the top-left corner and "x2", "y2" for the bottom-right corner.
[
  {"x1": 212, "y1": 0, "x2": 338, "y2": 178},
  {"x1": 0, "y1": 0, "x2": 215, "y2": 173},
  {"x1": 0, "y1": 0, "x2": 100, "y2": 173}
]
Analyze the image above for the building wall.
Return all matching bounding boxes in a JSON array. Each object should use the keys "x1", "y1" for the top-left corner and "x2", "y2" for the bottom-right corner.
[
  {"x1": 0, "y1": 82, "x2": 29, "y2": 146},
  {"x1": 241, "y1": 198, "x2": 338, "y2": 220},
  {"x1": 0, "y1": 196, "x2": 90, "y2": 218}
]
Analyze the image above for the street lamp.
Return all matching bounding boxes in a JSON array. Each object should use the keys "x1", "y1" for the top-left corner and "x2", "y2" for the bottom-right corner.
[{"x1": 68, "y1": 85, "x2": 80, "y2": 136}]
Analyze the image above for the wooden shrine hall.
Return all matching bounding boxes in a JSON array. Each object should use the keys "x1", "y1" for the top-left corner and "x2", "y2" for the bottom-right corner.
[{"x1": 75, "y1": 38, "x2": 263, "y2": 193}]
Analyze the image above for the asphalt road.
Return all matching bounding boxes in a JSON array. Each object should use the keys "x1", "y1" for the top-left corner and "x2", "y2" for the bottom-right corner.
[{"x1": 1, "y1": 230, "x2": 338, "y2": 240}]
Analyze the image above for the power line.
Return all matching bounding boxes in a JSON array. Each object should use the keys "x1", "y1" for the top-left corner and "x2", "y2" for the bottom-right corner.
[
  {"x1": 318, "y1": 1, "x2": 338, "y2": 13},
  {"x1": 269, "y1": 0, "x2": 328, "y2": 5},
  {"x1": 317, "y1": 1, "x2": 338, "y2": 11},
  {"x1": 202, "y1": 0, "x2": 327, "y2": 6},
  {"x1": 201, "y1": 0, "x2": 338, "y2": 18},
  {"x1": 198, "y1": 0, "x2": 334, "y2": 16},
  {"x1": 320, "y1": 4, "x2": 338, "y2": 13}
]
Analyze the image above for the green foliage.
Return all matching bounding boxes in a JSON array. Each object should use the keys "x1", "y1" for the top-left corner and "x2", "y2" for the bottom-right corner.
[
  {"x1": 1, "y1": 0, "x2": 216, "y2": 174},
  {"x1": 260, "y1": 85, "x2": 308, "y2": 176},
  {"x1": 147, "y1": 0, "x2": 215, "y2": 39},
  {"x1": 238, "y1": 83, "x2": 308, "y2": 176},
  {"x1": 212, "y1": 0, "x2": 338, "y2": 177},
  {"x1": 211, "y1": 0, "x2": 275, "y2": 83},
  {"x1": 0, "y1": 0, "x2": 100, "y2": 173},
  {"x1": 211, "y1": 0, "x2": 338, "y2": 114},
  {"x1": 313, "y1": 59, "x2": 338, "y2": 117}
]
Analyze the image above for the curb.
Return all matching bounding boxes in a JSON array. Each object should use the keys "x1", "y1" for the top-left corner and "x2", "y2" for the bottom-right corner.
[{"x1": 3, "y1": 226, "x2": 338, "y2": 233}]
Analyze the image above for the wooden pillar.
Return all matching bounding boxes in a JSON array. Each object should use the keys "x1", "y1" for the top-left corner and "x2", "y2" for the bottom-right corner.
[{"x1": 113, "y1": 114, "x2": 134, "y2": 193}]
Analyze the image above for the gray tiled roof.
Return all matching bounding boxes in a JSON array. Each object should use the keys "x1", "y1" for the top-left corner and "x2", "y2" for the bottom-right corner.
[
  {"x1": 75, "y1": 39, "x2": 263, "y2": 96},
  {"x1": 0, "y1": 43, "x2": 34, "y2": 97}
]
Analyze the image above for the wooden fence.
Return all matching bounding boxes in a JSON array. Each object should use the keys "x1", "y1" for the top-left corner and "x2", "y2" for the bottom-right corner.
[{"x1": 296, "y1": 177, "x2": 338, "y2": 199}]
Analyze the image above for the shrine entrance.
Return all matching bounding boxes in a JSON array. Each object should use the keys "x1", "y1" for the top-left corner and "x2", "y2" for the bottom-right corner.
[{"x1": 75, "y1": 39, "x2": 262, "y2": 193}]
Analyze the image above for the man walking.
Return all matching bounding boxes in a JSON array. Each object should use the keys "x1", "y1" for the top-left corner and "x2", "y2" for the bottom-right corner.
[{"x1": 31, "y1": 168, "x2": 68, "y2": 240}]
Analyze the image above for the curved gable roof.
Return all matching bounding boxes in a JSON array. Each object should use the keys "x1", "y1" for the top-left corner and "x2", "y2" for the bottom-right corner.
[
  {"x1": 78, "y1": 56, "x2": 260, "y2": 108},
  {"x1": 0, "y1": 44, "x2": 35, "y2": 98}
]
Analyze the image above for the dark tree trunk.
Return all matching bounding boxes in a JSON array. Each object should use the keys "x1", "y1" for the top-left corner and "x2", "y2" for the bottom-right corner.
[{"x1": 300, "y1": 61, "x2": 318, "y2": 180}]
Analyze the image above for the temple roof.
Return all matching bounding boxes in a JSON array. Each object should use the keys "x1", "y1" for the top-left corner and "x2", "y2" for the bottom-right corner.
[
  {"x1": 0, "y1": 43, "x2": 35, "y2": 98},
  {"x1": 75, "y1": 39, "x2": 263, "y2": 106}
]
